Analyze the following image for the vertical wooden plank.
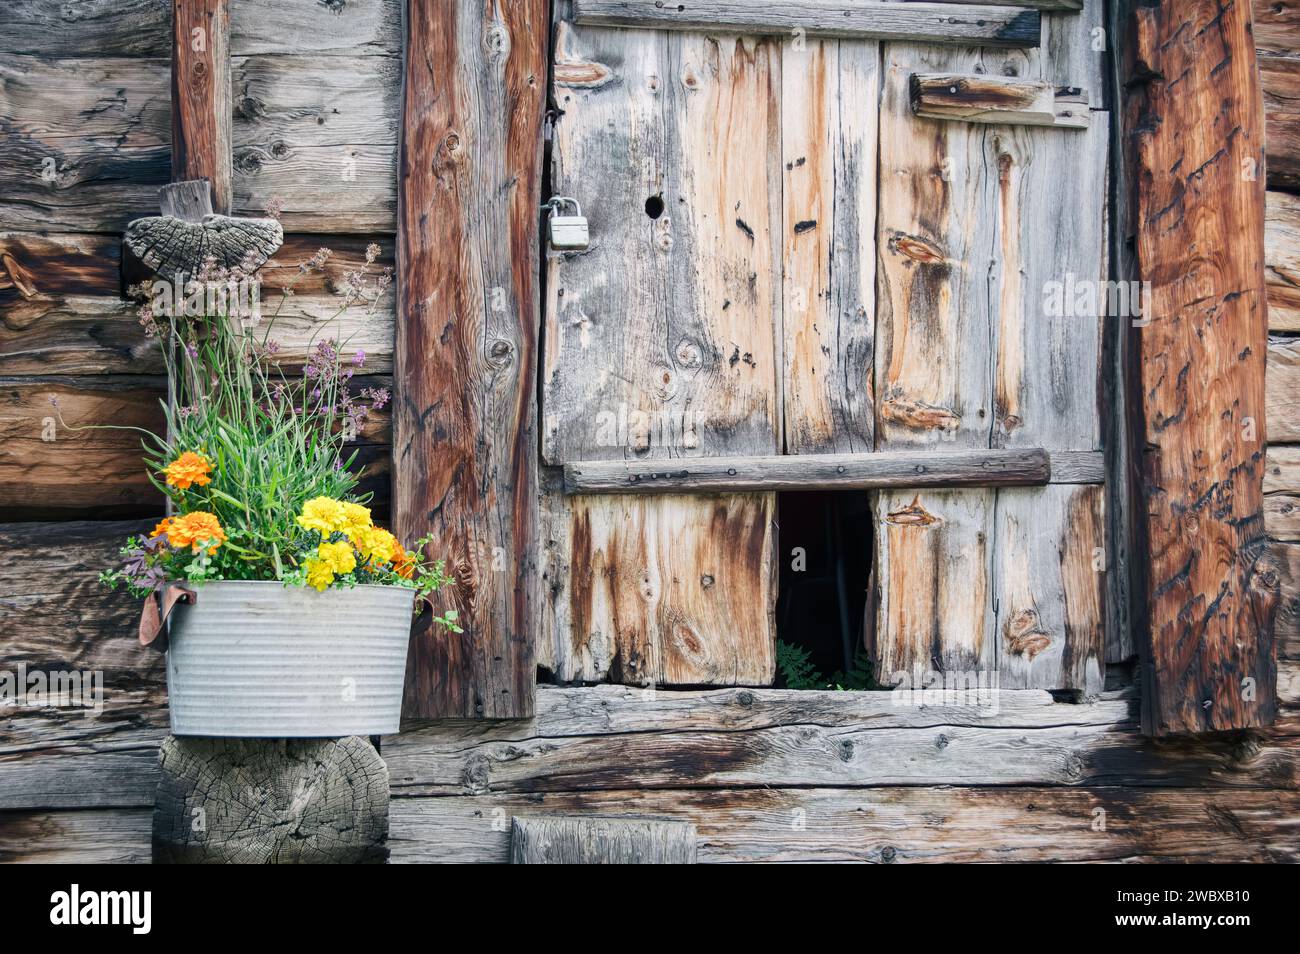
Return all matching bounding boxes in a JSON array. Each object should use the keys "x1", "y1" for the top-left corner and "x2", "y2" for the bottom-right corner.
[
  {"x1": 172, "y1": 0, "x2": 232, "y2": 212},
  {"x1": 1122, "y1": 0, "x2": 1277, "y2": 734},
  {"x1": 995, "y1": 485, "x2": 1104, "y2": 693},
  {"x1": 544, "y1": 24, "x2": 781, "y2": 462},
  {"x1": 780, "y1": 38, "x2": 878, "y2": 454},
  {"x1": 872, "y1": 490, "x2": 994, "y2": 683},
  {"x1": 542, "y1": 19, "x2": 780, "y2": 686},
  {"x1": 396, "y1": 0, "x2": 546, "y2": 719}
]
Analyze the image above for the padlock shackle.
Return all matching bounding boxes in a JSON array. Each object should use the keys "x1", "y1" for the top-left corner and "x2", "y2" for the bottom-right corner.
[{"x1": 543, "y1": 195, "x2": 581, "y2": 216}]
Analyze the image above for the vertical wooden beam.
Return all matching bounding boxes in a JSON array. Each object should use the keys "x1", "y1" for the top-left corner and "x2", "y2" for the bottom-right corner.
[
  {"x1": 1122, "y1": 0, "x2": 1278, "y2": 734},
  {"x1": 171, "y1": 0, "x2": 232, "y2": 213},
  {"x1": 396, "y1": 0, "x2": 546, "y2": 718}
]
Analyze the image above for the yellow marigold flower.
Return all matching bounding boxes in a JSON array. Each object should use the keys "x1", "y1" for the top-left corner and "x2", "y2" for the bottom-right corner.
[
  {"x1": 339, "y1": 501, "x2": 373, "y2": 541},
  {"x1": 164, "y1": 451, "x2": 213, "y2": 490},
  {"x1": 165, "y1": 511, "x2": 227, "y2": 554},
  {"x1": 355, "y1": 526, "x2": 399, "y2": 566},
  {"x1": 296, "y1": 496, "x2": 344, "y2": 535},
  {"x1": 316, "y1": 540, "x2": 357, "y2": 576},
  {"x1": 304, "y1": 558, "x2": 335, "y2": 592}
]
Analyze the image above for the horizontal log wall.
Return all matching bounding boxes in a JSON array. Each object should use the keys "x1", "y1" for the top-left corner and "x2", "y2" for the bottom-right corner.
[
  {"x1": 0, "y1": 0, "x2": 399, "y2": 521},
  {"x1": 1260, "y1": 0, "x2": 1300, "y2": 770}
]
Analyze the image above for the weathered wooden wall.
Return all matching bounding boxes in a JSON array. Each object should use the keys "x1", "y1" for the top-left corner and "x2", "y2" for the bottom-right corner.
[
  {"x1": 0, "y1": 0, "x2": 400, "y2": 854},
  {"x1": 0, "y1": 0, "x2": 400, "y2": 521},
  {"x1": 3, "y1": 0, "x2": 1298, "y2": 863}
]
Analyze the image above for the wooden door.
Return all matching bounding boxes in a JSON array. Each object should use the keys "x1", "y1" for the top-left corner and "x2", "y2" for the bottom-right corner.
[{"x1": 539, "y1": 0, "x2": 1111, "y2": 691}]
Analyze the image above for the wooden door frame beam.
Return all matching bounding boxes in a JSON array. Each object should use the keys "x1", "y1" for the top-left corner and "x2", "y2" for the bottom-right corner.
[
  {"x1": 394, "y1": 0, "x2": 547, "y2": 719},
  {"x1": 1118, "y1": 0, "x2": 1278, "y2": 735}
]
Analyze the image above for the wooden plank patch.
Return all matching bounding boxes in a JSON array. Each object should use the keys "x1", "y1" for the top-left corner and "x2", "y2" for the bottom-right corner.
[
  {"x1": 909, "y1": 73, "x2": 1089, "y2": 129},
  {"x1": 510, "y1": 815, "x2": 697, "y2": 863},
  {"x1": 542, "y1": 493, "x2": 776, "y2": 686}
]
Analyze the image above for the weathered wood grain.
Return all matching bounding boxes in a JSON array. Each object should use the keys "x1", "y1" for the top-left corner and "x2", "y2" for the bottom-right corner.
[
  {"x1": 781, "y1": 38, "x2": 878, "y2": 454},
  {"x1": 909, "y1": 73, "x2": 1089, "y2": 128},
  {"x1": 385, "y1": 681, "x2": 1300, "y2": 796},
  {"x1": 875, "y1": 44, "x2": 1104, "y2": 451},
  {"x1": 1268, "y1": 336, "x2": 1300, "y2": 442},
  {"x1": 1267, "y1": 191, "x2": 1300, "y2": 332},
  {"x1": 1253, "y1": 0, "x2": 1300, "y2": 192},
  {"x1": 871, "y1": 38, "x2": 1107, "y2": 691},
  {"x1": 0, "y1": 55, "x2": 170, "y2": 233},
  {"x1": 172, "y1": 0, "x2": 232, "y2": 214},
  {"x1": 230, "y1": 52, "x2": 400, "y2": 233},
  {"x1": 541, "y1": 493, "x2": 775, "y2": 686},
  {"x1": 995, "y1": 484, "x2": 1105, "y2": 693},
  {"x1": 0, "y1": 0, "x2": 170, "y2": 57},
  {"x1": 229, "y1": 0, "x2": 402, "y2": 56},
  {"x1": 153, "y1": 735, "x2": 389, "y2": 863},
  {"x1": 871, "y1": 490, "x2": 994, "y2": 681},
  {"x1": 1123, "y1": 0, "x2": 1277, "y2": 734},
  {"x1": 233, "y1": 53, "x2": 400, "y2": 150},
  {"x1": 544, "y1": 25, "x2": 781, "y2": 463},
  {"x1": 0, "y1": 519, "x2": 169, "y2": 812},
  {"x1": 0, "y1": 375, "x2": 391, "y2": 519},
  {"x1": 571, "y1": 0, "x2": 1043, "y2": 46},
  {"x1": 564, "y1": 448, "x2": 1059, "y2": 493},
  {"x1": 0, "y1": 810, "x2": 154, "y2": 863},
  {"x1": 932, "y1": 0, "x2": 1081, "y2": 9},
  {"x1": 395, "y1": 0, "x2": 545, "y2": 719},
  {"x1": 0, "y1": 232, "x2": 396, "y2": 375},
  {"x1": 510, "y1": 815, "x2": 697, "y2": 863},
  {"x1": 542, "y1": 21, "x2": 781, "y2": 688},
  {"x1": 234, "y1": 142, "x2": 397, "y2": 233},
  {"x1": 390, "y1": 786, "x2": 1300, "y2": 863},
  {"x1": 1273, "y1": 542, "x2": 1300, "y2": 660}
]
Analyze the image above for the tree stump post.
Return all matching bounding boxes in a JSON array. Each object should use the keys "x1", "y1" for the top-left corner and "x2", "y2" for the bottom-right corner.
[{"x1": 153, "y1": 735, "x2": 390, "y2": 864}]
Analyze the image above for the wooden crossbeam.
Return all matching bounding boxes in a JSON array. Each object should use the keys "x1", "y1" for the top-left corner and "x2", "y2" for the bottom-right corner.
[
  {"x1": 562, "y1": 449, "x2": 1104, "y2": 494},
  {"x1": 909, "y1": 73, "x2": 1090, "y2": 129},
  {"x1": 571, "y1": 0, "x2": 1042, "y2": 47}
]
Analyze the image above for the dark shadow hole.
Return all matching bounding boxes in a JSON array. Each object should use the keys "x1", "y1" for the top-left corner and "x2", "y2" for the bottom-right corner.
[
  {"x1": 774, "y1": 491, "x2": 875, "y2": 689},
  {"x1": 644, "y1": 194, "x2": 665, "y2": 219}
]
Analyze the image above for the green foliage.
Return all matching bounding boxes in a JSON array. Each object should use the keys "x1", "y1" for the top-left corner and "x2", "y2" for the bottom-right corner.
[
  {"x1": 775, "y1": 640, "x2": 825, "y2": 690},
  {"x1": 830, "y1": 647, "x2": 876, "y2": 691},
  {"x1": 776, "y1": 640, "x2": 875, "y2": 691}
]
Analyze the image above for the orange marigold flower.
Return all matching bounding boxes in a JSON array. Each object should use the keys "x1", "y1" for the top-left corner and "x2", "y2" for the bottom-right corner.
[
  {"x1": 164, "y1": 451, "x2": 213, "y2": 490},
  {"x1": 392, "y1": 545, "x2": 416, "y2": 580},
  {"x1": 165, "y1": 511, "x2": 227, "y2": 554},
  {"x1": 150, "y1": 516, "x2": 173, "y2": 539}
]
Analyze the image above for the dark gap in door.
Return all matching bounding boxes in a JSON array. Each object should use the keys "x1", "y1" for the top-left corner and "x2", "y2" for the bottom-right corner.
[{"x1": 774, "y1": 491, "x2": 875, "y2": 690}]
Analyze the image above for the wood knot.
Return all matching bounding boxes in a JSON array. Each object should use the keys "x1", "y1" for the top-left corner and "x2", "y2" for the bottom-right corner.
[
  {"x1": 1004, "y1": 608, "x2": 1051, "y2": 660},
  {"x1": 890, "y1": 232, "x2": 946, "y2": 264},
  {"x1": 885, "y1": 496, "x2": 941, "y2": 528}
]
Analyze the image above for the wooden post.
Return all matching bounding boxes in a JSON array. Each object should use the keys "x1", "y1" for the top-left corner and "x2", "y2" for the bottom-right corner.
[
  {"x1": 1121, "y1": 0, "x2": 1278, "y2": 734},
  {"x1": 171, "y1": 0, "x2": 232, "y2": 214},
  {"x1": 395, "y1": 0, "x2": 547, "y2": 718}
]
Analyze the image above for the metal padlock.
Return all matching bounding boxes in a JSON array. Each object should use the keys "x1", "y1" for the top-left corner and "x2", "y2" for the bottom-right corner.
[{"x1": 547, "y1": 197, "x2": 589, "y2": 250}]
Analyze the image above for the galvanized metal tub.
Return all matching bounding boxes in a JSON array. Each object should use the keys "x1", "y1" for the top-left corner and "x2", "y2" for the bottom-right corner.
[{"x1": 166, "y1": 580, "x2": 415, "y2": 737}]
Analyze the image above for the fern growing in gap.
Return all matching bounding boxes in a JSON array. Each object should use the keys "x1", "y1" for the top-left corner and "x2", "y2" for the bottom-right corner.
[{"x1": 775, "y1": 639, "x2": 825, "y2": 690}]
